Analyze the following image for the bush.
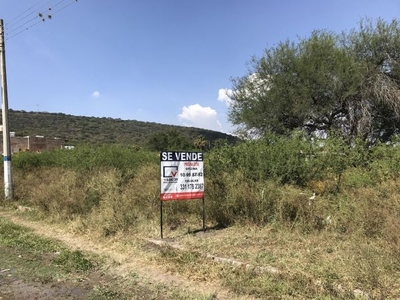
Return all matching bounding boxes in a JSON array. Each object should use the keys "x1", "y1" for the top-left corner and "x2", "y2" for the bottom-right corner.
[
  {"x1": 12, "y1": 144, "x2": 158, "y2": 175},
  {"x1": 4, "y1": 133, "x2": 400, "y2": 244},
  {"x1": 206, "y1": 132, "x2": 316, "y2": 186}
]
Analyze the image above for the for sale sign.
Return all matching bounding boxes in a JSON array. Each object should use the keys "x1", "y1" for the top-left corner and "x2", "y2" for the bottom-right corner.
[{"x1": 160, "y1": 151, "x2": 204, "y2": 201}]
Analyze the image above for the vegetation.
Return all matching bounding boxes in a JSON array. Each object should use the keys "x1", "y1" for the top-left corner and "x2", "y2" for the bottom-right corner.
[
  {"x1": 0, "y1": 217, "x2": 213, "y2": 299},
  {"x1": 3, "y1": 109, "x2": 237, "y2": 147},
  {"x1": 0, "y1": 134, "x2": 399, "y2": 298},
  {"x1": 229, "y1": 18, "x2": 400, "y2": 142},
  {"x1": 1, "y1": 17, "x2": 400, "y2": 299}
]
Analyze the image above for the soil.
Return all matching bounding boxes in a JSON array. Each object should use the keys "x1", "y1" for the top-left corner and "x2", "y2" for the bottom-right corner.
[
  {"x1": 0, "y1": 212, "x2": 245, "y2": 300},
  {"x1": 0, "y1": 271, "x2": 98, "y2": 300}
]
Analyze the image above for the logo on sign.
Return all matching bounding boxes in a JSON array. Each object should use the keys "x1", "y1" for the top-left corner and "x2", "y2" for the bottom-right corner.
[{"x1": 163, "y1": 166, "x2": 178, "y2": 178}]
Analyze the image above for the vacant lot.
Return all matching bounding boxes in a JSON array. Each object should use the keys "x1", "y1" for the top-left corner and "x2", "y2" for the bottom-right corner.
[
  {"x1": 1, "y1": 208, "x2": 399, "y2": 299},
  {"x1": 0, "y1": 213, "x2": 225, "y2": 300}
]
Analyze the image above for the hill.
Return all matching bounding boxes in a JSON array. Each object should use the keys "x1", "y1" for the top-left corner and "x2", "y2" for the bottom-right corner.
[{"x1": 3, "y1": 110, "x2": 238, "y2": 147}]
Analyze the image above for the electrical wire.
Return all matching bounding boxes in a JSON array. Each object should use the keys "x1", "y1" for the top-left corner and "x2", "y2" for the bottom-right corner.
[
  {"x1": 51, "y1": 0, "x2": 79, "y2": 17},
  {"x1": 6, "y1": 0, "x2": 51, "y2": 27},
  {"x1": 6, "y1": 0, "x2": 55, "y2": 34},
  {"x1": 5, "y1": 0, "x2": 66, "y2": 33},
  {"x1": 6, "y1": 15, "x2": 46, "y2": 37},
  {"x1": 5, "y1": 20, "x2": 44, "y2": 41},
  {"x1": 5, "y1": 0, "x2": 79, "y2": 41}
]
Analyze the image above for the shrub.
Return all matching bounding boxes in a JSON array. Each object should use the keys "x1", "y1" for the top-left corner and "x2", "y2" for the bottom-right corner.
[
  {"x1": 5, "y1": 133, "x2": 400, "y2": 244},
  {"x1": 12, "y1": 144, "x2": 158, "y2": 175},
  {"x1": 28, "y1": 169, "x2": 90, "y2": 219},
  {"x1": 206, "y1": 132, "x2": 316, "y2": 186}
]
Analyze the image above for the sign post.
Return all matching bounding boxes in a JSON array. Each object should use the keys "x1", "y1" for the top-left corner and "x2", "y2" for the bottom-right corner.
[{"x1": 160, "y1": 151, "x2": 205, "y2": 239}]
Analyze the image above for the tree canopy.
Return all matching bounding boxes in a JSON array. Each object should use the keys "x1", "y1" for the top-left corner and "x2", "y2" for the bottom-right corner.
[{"x1": 229, "y1": 18, "x2": 400, "y2": 142}]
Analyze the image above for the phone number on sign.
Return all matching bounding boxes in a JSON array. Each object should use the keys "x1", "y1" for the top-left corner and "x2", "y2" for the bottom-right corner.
[{"x1": 180, "y1": 183, "x2": 204, "y2": 190}]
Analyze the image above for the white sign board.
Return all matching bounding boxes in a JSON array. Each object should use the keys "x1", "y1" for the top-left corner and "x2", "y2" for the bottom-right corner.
[{"x1": 160, "y1": 151, "x2": 204, "y2": 201}]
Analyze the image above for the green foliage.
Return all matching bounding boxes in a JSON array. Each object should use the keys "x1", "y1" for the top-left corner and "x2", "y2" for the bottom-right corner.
[
  {"x1": 0, "y1": 217, "x2": 61, "y2": 253},
  {"x1": 193, "y1": 135, "x2": 209, "y2": 150},
  {"x1": 368, "y1": 136, "x2": 400, "y2": 181},
  {"x1": 229, "y1": 18, "x2": 400, "y2": 143},
  {"x1": 207, "y1": 132, "x2": 318, "y2": 185},
  {"x1": 13, "y1": 144, "x2": 158, "y2": 174},
  {"x1": 0, "y1": 217, "x2": 95, "y2": 275},
  {"x1": 204, "y1": 132, "x2": 399, "y2": 229},
  {"x1": 53, "y1": 250, "x2": 94, "y2": 272},
  {"x1": 146, "y1": 129, "x2": 192, "y2": 151},
  {"x1": 4, "y1": 134, "x2": 400, "y2": 299},
  {"x1": 341, "y1": 168, "x2": 374, "y2": 189},
  {"x1": 206, "y1": 172, "x2": 281, "y2": 227},
  {"x1": 12, "y1": 151, "x2": 44, "y2": 170},
  {"x1": 6, "y1": 133, "x2": 400, "y2": 248},
  {"x1": 4, "y1": 109, "x2": 238, "y2": 147}
]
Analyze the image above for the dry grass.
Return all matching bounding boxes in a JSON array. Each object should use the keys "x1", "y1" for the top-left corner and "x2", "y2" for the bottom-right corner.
[
  {"x1": 4, "y1": 164, "x2": 400, "y2": 299},
  {"x1": 147, "y1": 224, "x2": 399, "y2": 299}
]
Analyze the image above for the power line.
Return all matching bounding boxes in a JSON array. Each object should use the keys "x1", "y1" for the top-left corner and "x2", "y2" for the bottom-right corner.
[
  {"x1": 51, "y1": 0, "x2": 79, "y2": 17},
  {"x1": 6, "y1": 0, "x2": 51, "y2": 27},
  {"x1": 5, "y1": 0, "x2": 66, "y2": 33},
  {"x1": 5, "y1": 0, "x2": 79, "y2": 41},
  {"x1": 6, "y1": 0, "x2": 53, "y2": 29},
  {"x1": 6, "y1": 20, "x2": 44, "y2": 41},
  {"x1": 6, "y1": 15, "x2": 46, "y2": 37}
]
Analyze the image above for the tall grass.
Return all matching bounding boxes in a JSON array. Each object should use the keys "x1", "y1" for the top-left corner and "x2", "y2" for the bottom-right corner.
[
  {"x1": 2, "y1": 136, "x2": 400, "y2": 299},
  {"x1": 12, "y1": 144, "x2": 158, "y2": 174},
  {"x1": 4, "y1": 135, "x2": 400, "y2": 243}
]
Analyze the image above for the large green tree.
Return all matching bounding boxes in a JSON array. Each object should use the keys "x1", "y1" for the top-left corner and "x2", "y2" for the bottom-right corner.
[{"x1": 229, "y1": 18, "x2": 400, "y2": 142}]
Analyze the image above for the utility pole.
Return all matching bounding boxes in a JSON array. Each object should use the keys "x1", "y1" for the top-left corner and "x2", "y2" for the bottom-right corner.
[{"x1": 0, "y1": 19, "x2": 13, "y2": 200}]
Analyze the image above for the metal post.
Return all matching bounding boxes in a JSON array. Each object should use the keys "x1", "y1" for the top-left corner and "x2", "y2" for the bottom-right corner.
[
  {"x1": 160, "y1": 200, "x2": 163, "y2": 239},
  {"x1": 0, "y1": 19, "x2": 13, "y2": 200},
  {"x1": 202, "y1": 197, "x2": 205, "y2": 232}
]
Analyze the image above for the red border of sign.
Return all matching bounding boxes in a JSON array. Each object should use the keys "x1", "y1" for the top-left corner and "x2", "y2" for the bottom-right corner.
[{"x1": 160, "y1": 191, "x2": 204, "y2": 201}]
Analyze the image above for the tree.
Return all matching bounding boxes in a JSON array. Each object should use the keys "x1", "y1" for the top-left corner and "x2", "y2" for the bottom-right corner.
[
  {"x1": 346, "y1": 18, "x2": 400, "y2": 141},
  {"x1": 229, "y1": 18, "x2": 400, "y2": 143},
  {"x1": 146, "y1": 130, "x2": 191, "y2": 151},
  {"x1": 193, "y1": 135, "x2": 208, "y2": 150}
]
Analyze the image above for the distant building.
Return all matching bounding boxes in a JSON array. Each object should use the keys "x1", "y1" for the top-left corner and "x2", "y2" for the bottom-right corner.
[{"x1": 0, "y1": 135, "x2": 66, "y2": 154}]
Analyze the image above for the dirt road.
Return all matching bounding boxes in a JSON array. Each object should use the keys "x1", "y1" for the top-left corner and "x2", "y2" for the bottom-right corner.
[{"x1": 0, "y1": 211, "x2": 246, "y2": 300}]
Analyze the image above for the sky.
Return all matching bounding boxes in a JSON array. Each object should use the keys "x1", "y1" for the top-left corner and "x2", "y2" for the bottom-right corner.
[{"x1": 1, "y1": 0, "x2": 399, "y2": 134}]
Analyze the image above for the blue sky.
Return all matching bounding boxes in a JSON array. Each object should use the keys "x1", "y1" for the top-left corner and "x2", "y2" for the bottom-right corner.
[{"x1": 2, "y1": 0, "x2": 399, "y2": 134}]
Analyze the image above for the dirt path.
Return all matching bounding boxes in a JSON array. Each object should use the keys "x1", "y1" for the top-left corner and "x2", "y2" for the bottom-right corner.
[{"x1": 0, "y1": 211, "x2": 252, "y2": 300}]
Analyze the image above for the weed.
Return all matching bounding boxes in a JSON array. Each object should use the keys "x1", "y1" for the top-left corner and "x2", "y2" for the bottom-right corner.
[
  {"x1": 53, "y1": 250, "x2": 94, "y2": 272},
  {"x1": 89, "y1": 286, "x2": 126, "y2": 300},
  {"x1": 0, "y1": 217, "x2": 62, "y2": 253},
  {"x1": 3, "y1": 136, "x2": 400, "y2": 298}
]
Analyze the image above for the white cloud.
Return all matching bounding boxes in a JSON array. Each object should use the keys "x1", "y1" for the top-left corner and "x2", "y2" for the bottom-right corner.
[
  {"x1": 218, "y1": 88, "x2": 233, "y2": 106},
  {"x1": 178, "y1": 104, "x2": 223, "y2": 132},
  {"x1": 91, "y1": 91, "x2": 101, "y2": 98}
]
